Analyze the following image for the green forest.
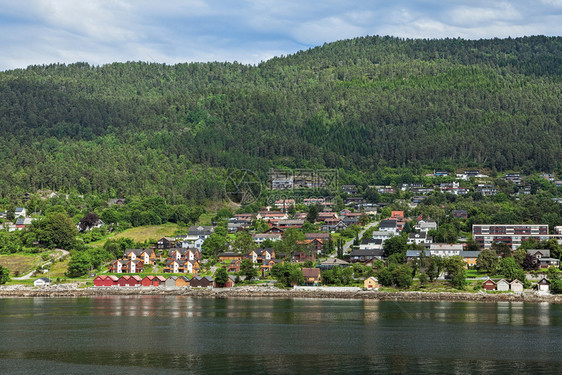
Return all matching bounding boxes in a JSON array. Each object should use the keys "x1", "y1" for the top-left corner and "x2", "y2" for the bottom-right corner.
[{"x1": 0, "y1": 35, "x2": 561, "y2": 203}]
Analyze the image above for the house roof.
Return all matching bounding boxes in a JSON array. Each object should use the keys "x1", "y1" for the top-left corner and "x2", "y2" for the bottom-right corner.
[
  {"x1": 305, "y1": 233, "x2": 330, "y2": 239},
  {"x1": 430, "y1": 243, "x2": 463, "y2": 251},
  {"x1": 379, "y1": 220, "x2": 397, "y2": 228},
  {"x1": 320, "y1": 258, "x2": 349, "y2": 266},
  {"x1": 527, "y1": 249, "x2": 551, "y2": 258},
  {"x1": 350, "y1": 249, "x2": 384, "y2": 257},
  {"x1": 460, "y1": 251, "x2": 481, "y2": 258},
  {"x1": 302, "y1": 268, "x2": 321, "y2": 278}
]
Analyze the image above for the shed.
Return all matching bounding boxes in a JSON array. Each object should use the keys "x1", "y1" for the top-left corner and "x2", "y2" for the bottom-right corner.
[
  {"x1": 106, "y1": 275, "x2": 119, "y2": 286},
  {"x1": 191, "y1": 276, "x2": 214, "y2": 288},
  {"x1": 510, "y1": 279, "x2": 524, "y2": 293},
  {"x1": 482, "y1": 279, "x2": 496, "y2": 291},
  {"x1": 175, "y1": 276, "x2": 190, "y2": 287},
  {"x1": 537, "y1": 278, "x2": 551, "y2": 293},
  {"x1": 364, "y1": 276, "x2": 379, "y2": 290},
  {"x1": 34, "y1": 278, "x2": 51, "y2": 287},
  {"x1": 496, "y1": 279, "x2": 509, "y2": 292},
  {"x1": 94, "y1": 275, "x2": 107, "y2": 287},
  {"x1": 118, "y1": 275, "x2": 131, "y2": 287},
  {"x1": 127, "y1": 275, "x2": 142, "y2": 286},
  {"x1": 141, "y1": 275, "x2": 155, "y2": 287},
  {"x1": 165, "y1": 276, "x2": 178, "y2": 289}
]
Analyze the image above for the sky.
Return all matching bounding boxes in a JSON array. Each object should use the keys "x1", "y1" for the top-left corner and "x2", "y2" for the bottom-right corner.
[{"x1": 0, "y1": 0, "x2": 561, "y2": 70}]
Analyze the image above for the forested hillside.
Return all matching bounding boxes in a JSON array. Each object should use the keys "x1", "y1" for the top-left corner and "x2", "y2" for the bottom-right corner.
[{"x1": 0, "y1": 35, "x2": 560, "y2": 202}]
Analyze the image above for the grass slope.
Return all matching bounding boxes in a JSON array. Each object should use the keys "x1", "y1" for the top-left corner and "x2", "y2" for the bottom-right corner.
[
  {"x1": 89, "y1": 223, "x2": 178, "y2": 248},
  {"x1": 0, "y1": 254, "x2": 43, "y2": 276}
]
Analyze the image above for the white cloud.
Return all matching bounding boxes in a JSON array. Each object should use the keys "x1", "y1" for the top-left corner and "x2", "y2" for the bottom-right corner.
[{"x1": 0, "y1": 0, "x2": 560, "y2": 70}]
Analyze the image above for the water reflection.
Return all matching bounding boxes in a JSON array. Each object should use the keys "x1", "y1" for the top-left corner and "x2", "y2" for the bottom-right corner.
[{"x1": 1, "y1": 297, "x2": 562, "y2": 373}]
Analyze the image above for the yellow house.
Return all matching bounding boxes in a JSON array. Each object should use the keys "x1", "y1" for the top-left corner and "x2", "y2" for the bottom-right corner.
[
  {"x1": 364, "y1": 276, "x2": 379, "y2": 290},
  {"x1": 461, "y1": 251, "x2": 480, "y2": 268}
]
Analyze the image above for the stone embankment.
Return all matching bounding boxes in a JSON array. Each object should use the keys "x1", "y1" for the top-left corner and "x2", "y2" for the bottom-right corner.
[{"x1": 1, "y1": 285, "x2": 562, "y2": 303}]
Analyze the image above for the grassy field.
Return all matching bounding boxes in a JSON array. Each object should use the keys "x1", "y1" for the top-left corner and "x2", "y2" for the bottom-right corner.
[
  {"x1": 48, "y1": 257, "x2": 71, "y2": 278},
  {"x1": 196, "y1": 212, "x2": 215, "y2": 226},
  {"x1": 89, "y1": 223, "x2": 178, "y2": 247},
  {"x1": 0, "y1": 253, "x2": 44, "y2": 276}
]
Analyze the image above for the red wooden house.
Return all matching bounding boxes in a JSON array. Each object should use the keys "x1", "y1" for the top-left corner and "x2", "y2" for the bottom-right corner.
[
  {"x1": 229, "y1": 260, "x2": 242, "y2": 273},
  {"x1": 94, "y1": 275, "x2": 118, "y2": 287},
  {"x1": 141, "y1": 275, "x2": 155, "y2": 287},
  {"x1": 482, "y1": 279, "x2": 497, "y2": 291}
]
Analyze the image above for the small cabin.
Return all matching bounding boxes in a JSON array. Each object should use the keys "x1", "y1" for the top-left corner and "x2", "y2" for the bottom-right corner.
[
  {"x1": 496, "y1": 279, "x2": 509, "y2": 292},
  {"x1": 482, "y1": 279, "x2": 496, "y2": 291},
  {"x1": 34, "y1": 278, "x2": 51, "y2": 287},
  {"x1": 510, "y1": 279, "x2": 524, "y2": 293},
  {"x1": 175, "y1": 276, "x2": 190, "y2": 287},
  {"x1": 537, "y1": 278, "x2": 551, "y2": 293},
  {"x1": 364, "y1": 276, "x2": 379, "y2": 290},
  {"x1": 165, "y1": 276, "x2": 178, "y2": 289}
]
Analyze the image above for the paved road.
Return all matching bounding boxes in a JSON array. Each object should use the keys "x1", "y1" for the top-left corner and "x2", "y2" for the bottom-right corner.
[
  {"x1": 330, "y1": 221, "x2": 379, "y2": 258},
  {"x1": 13, "y1": 249, "x2": 70, "y2": 280}
]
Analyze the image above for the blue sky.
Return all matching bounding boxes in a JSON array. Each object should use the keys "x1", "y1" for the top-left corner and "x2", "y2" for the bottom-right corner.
[{"x1": 1, "y1": 0, "x2": 561, "y2": 70}]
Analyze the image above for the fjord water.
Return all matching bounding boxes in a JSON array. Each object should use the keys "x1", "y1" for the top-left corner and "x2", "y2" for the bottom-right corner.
[{"x1": 1, "y1": 297, "x2": 561, "y2": 374}]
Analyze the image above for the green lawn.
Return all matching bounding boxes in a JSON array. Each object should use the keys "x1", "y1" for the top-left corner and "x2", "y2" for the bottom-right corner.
[
  {"x1": 466, "y1": 270, "x2": 489, "y2": 278},
  {"x1": 89, "y1": 223, "x2": 178, "y2": 247},
  {"x1": 48, "y1": 257, "x2": 71, "y2": 278},
  {"x1": 196, "y1": 212, "x2": 215, "y2": 226}
]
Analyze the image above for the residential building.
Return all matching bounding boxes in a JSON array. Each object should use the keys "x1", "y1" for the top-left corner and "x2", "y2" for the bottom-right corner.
[
  {"x1": 415, "y1": 220, "x2": 437, "y2": 233},
  {"x1": 407, "y1": 232, "x2": 432, "y2": 245},
  {"x1": 349, "y1": 249, "x2": 384, "y2": 263},
  {"x1": 252, "y1": 232, "x2": 282, "y2": 245},
  {"x1": 460, "y1": 251, "x2": 480, "y2": 268},
  {"x1": 472, "y1": 224, "x2": 562, "y2": 250},
  {"x1": 302, "y1": 268, "x2": 322, "y2": 286},
  {"x1": 372, "y1": 231, "x2": 393, "y2": 241},
  {"x1": 429, "y1": 243, "x2": 463, "y2": 257},
  {"x1": 360, "y1": 238, "x2": 383, "y2": 250}
]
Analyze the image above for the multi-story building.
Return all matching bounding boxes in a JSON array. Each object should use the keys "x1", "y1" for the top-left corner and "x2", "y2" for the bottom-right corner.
[{"x1": 472, "y1": 224, "x2": 562, "y2": 250}]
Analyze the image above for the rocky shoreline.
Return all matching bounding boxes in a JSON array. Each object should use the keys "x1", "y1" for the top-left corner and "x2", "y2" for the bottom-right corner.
[{"x1": 1, "y1": 285, "x2": 561, "y2": 303}]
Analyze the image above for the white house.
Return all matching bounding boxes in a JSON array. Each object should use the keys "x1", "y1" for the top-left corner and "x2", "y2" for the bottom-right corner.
[
  {"x1": 496, "y1": 279, "x2": 510, "y2": 292},
  {"x1": 510, "y1": 279, "x2": 524, "y2": 293},
  {"x1": 429, "y1": 244, "x2": 463, "y2": 257},
  {"x1": 34, "y1": 278, "x2": 51, "y2": 287},
  {"x1": 415, "y1": 220, "x2": 437, "y2": 233}
]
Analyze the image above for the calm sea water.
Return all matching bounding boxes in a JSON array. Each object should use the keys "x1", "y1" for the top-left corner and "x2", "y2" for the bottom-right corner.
[{"x1": 1, "y1": 296, "x2": 561, "y2": 374}]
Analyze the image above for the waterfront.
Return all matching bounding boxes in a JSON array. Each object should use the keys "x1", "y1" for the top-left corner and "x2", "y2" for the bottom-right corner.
[{"x1": 1, "y1": 296, "x2": 562, "y2": 374}]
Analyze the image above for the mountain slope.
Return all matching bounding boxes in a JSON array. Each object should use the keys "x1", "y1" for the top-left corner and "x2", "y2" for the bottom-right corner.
[{"x1": 0, "y1": 35, "x2": 560, "y2": 201}]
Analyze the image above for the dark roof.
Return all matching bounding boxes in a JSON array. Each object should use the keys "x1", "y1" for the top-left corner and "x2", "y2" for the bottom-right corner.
[
  {"x1": 188, "y1": 226, "x2": 214, "y2": 236},
  {"x1": 460, "y1": 251, "x2": 481, "y2": 258},
  {"x1": 527, "y1": 249, "x2": 551, "y2": 258},
  {"x1": 379, "y1": 220, "x2": 397, "y2": 228},
  {"x1": 349, "y1": 249, "x2": 384, "y2": 257}
]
